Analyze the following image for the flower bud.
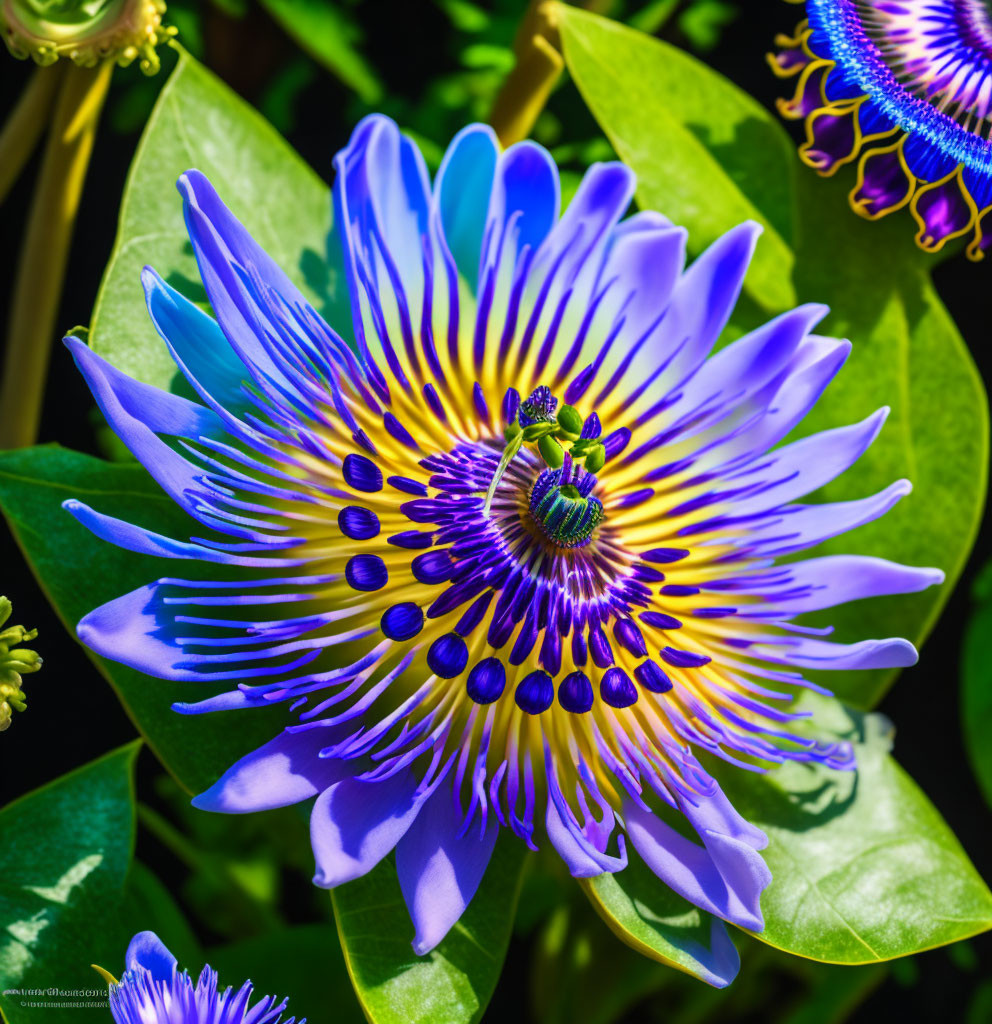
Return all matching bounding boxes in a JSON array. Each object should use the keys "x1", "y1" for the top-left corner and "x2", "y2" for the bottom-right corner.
[
  {"x1": 0, "y1": 596, "x2": 40, "y2": 733},
  {"x1": 2, "y1": 0, "x2": 175, "y2": 74}
]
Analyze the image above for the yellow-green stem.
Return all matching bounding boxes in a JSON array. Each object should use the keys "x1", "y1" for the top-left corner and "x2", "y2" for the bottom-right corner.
[
  {"x1": 489, "y1": 0, "x2": 564, "y2": 147},
  {"x1": 0, "y1": 59, "x2": 113, "y2": 450},
  {"x1": 0, "y1": 65, "x2": 65, "y2": 207}
]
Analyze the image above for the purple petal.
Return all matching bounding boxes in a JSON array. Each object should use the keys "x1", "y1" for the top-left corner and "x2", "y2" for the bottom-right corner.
[
  {"x1": 125, "y1": 931, "x2": 177, "y2": 980},
  {"x1": 395, "y1": 782, "x2": 499, "y2": 954},
  {"x1": 310, "y1": 771, "x2": 434, "y2": 887},
  {"x1": 193, "y1": 725, "x2": 349, "y2": 813},
  {"x1": 624, "y1": 791, "x2": 771, "y2": 931}
]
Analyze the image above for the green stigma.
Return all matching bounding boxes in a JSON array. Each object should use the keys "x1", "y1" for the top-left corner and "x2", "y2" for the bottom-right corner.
[
  {"x1": 529, "y1": 471, "x2": 605, "y2": 548},
  {"x1": 2, "y1": 0, "x2": 175, "y2": 73},
  {"x1": 0, "y1": 597, "x2": 41, "y2": 733}
]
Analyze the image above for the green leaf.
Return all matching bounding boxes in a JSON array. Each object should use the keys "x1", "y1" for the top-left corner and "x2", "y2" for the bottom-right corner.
[
  {"x1": 89, "y1": 46, "x2": 347, "y2": 394},
  {"x1": 0, "y1": 743, "x2": 140, "y2": 1024},
  {"x1": 961, "y1": 562, "x2": 992, "y2": 810},
  {"x1": 531, "y1": 901, "x2": 681, "y2": 1024},
  {"x1": 257, "y1": 0, "x2": 382, "y2": 103},
  {"x1": 0, "y1": 446, "x2": 285, "y2": 795},
  {"x1": 581, "y1": 852, "x2": 739, "y2": 988},
  {"x1": 788, "y1": 173, "x2": 988, "y2": 706},
  {"x1": 558, "y1": 5, "x2": 798, "y2": 314},
  {"x1": 558, "y1": 8, "x2": 988, "y2": 708},
  {"x1": 332, "y1": 837, "x2": 526, "y2": 1024},
  {"x1": 716, "y1": 696, "x2": 992, "y2": 962},
  {"x1": 207, "y1": 924, "x2": 364, "y2": 1024}
]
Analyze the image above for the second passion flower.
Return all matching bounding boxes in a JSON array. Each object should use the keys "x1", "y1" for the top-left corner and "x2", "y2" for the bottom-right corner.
[
  {"x1": 66, "y1": 114, "x2": 941, "y2": 962},
  {"x1": 772, "y1": 0, "x2": 992, "y2": 258}
]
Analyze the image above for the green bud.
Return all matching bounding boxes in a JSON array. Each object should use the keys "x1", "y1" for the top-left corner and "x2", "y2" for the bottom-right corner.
[
  {"x1": 538, "y1": 433, "x2": 565, "y2": 469},
  {"x1": 522, "y1": 422, "x2": 555, "y2": 442},
  {"x1": 503, "y1": 421, "x2": 522, "y2": 441},
  {"x1": 0, "y1": 596, "x2": 40, "y2": 733},
  {"x1": 584, "y1": 444, "x2": 606, "y2": 474},
  {"x1": 2, "y1": 0, "x2": 175, "y2": 74},
  {"x1": 556, "y1": 404, "x2": 583, "y2": 435}
]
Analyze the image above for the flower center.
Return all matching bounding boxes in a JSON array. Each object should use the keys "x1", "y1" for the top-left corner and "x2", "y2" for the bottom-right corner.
[{"x1": 529, "y1": 466, "x2": 604, "y2": 549}]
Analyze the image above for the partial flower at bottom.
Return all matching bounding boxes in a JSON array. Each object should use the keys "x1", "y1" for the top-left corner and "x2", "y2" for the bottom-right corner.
[
  {"x1": 98, "y1": 931, "x2": 302, "y2": 1023},
  {"x1": 66, "y1": 114, "x2": 942, "y2": 960}
]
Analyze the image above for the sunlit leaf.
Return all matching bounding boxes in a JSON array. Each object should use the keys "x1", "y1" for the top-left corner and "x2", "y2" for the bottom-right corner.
[
  {"x1": 718, "y1": 697, "x2": 992, "y2": 961},
  {"x1": 582, "y1": 853, "x2": 739, "y2": 988},
  {"x1": 332, "y1": 837, "x2": 526, "y2": 1024},
  {"x1": 0, "y1": 744, "x2": 139, "y2": 1024}
]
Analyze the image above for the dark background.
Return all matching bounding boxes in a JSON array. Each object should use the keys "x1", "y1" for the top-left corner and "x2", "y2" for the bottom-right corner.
[{"x1": 1, "y1": 2, "x2": 990, "y2": 1021}]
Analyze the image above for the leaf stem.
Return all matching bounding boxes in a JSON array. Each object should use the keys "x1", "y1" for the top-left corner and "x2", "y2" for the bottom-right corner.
[
  {"x1": 0, "y1": 59, "x2": 113, "y2": 449},
  {"x1": 0, "y1": 65, "x2": 65, "y2": 207},
  {"x1": 489, "y1": 0, "x2": 564, "y2": 147}
]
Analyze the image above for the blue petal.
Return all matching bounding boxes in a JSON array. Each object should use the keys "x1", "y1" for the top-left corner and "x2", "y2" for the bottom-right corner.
[
  {"x1": 624, "y1": 789, "x2": 771, "y2": 932},
  {"x1": 395, "y1": 780, "x2": 499, "y2": 954},
  {"x1": 124, "y1": 931, "x2": 177, "y2": 981},
  {"x1": 435, "y1": 123, "x2": 499, "y2": 290},
  {"x1": 66, "y1": 338, "x2": 220, "y2": 525},
  {"x1": 193, "y1": 725, "x2": 350, "y2": 813},
  {"x1": 332, "y1": 114, "x2": 432, "y2": 391},
  {"x1": 142, "y1": 268, "x2": 253, "y2": 418},
  {"x1": 735, "y1": 555, "x2": 944, "y2": 615},
  {"x1": 309, "y1": 771, "x2": 435, "y2": 887}
]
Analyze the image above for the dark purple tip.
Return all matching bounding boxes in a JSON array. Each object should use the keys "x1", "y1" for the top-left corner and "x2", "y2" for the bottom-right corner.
[
  {"x1": 641, "y1": 547, "x2": 690, "y2": 564},
  {"x1": 661, "y1": 646, "x2": 711, "y2": 669},
  {"x1": 589, "y1": 624, "x2": 614, "y2": 669},
  {"x1": 389, "y1": 475, "x2": 428, "y2": 496},
  {"x1": 454, "y1": 592, "x2": 493, "y2": 637},
  {"x1": 635, "y1": 660, "x2": 672, "y2": 693},
  {"x1": 659, "y1": 585, "x2": 699, "y2": 597},
  {"x1": 343, "y1": 453, "x2": 382, "y2": 492},
  {"x1": 467, "y1": 657, "x2": 506, "y2": 704},
  {"x1": 613, "y1": 619, "x2": 647, "y2": 657},
  {"x1": 633, "y1": 565, "x2": 666, "y2": 583},
  {"x1": 412, "y1": 550, "x2": 456, "y2": 585},
  {"x1": 338, "y1": 505, "x2": 380, "y2": 541},
  {"x1": 345, "y1": 553, "x2": 388, "y2": 591},
  {"x1": 427, "y1": 633, "x2": 469, "y2": 678},
  {"x1": 502, "y1": 387, "x2": 521, "y2": 424},
  {"x1": 571, "y1": 631, "x2": 588, "y2": 667},
  {"x1": 601, "y1": 667, "x2": 637, "y2": 708},
  {"x1": 388, "y1": 530, "x2": 435, "y2": 550},
  {"x1": 580, "y1": 412, "x2": 602, "y2": 440},
  {"x1": 558, "y1": 671, "x2": 593, "y2": 714},
  {"x1": 515, "y1": 670, "x2": 554, "y2": 714},
  {"x1": 602, "y1": 428, "x2": 631, "y2": 459},
  {"x1": 381, "y1": 602, "x2": 424, "y2": 641},
  {"x1": 639, "y1": 611, "x2": 682, "y2": 630}
]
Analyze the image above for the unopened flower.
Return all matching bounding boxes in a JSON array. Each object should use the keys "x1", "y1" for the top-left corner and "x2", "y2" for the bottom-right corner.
[
  {"x1": 0, "y1": 596, "x2": 40, "y2": 732},
  {"x1": 771, "y1": 0, "x2": 992, "y2": 258},
  {"x1": 2, "y1": 0, "x2": 175, "y2": 73},
  {"x1": 67, "y1": 114, "x2": 941, "y2": 959},
  {"x1": 96, "y1": 931, "x2": 302, "y2": 1023}
]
